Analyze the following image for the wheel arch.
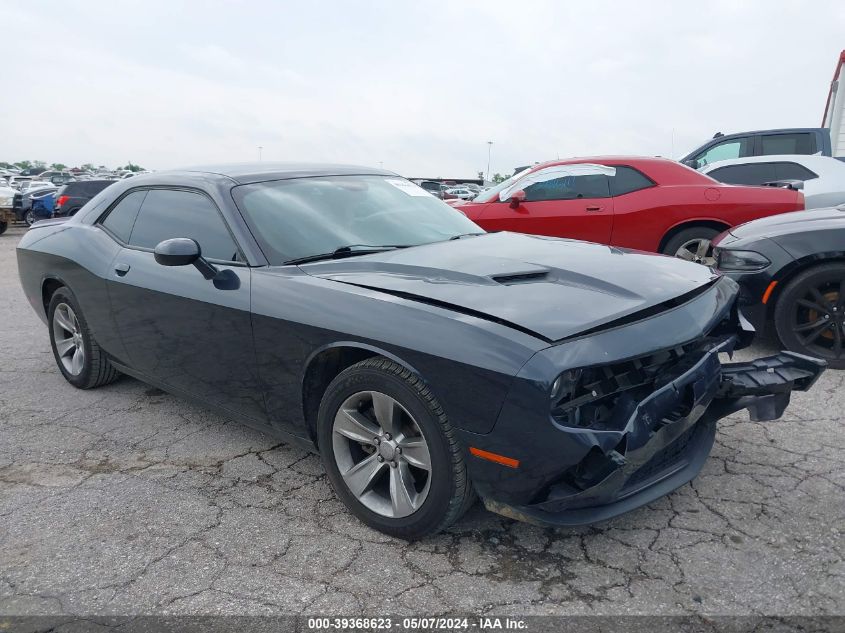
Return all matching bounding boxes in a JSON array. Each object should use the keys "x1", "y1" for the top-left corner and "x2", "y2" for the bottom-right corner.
[
  {"x1": 764, "y1": 253, "x2": 845, "y2": 318},
  {"x1": 658, "y1": 219, "x2": 731, "y2": 254},
  {"x1": 41, "y1": 276, "x2": 66, "y2": 317},
  {"x1": 300, "y1": 342, "x2": 424, "y2": 445}
]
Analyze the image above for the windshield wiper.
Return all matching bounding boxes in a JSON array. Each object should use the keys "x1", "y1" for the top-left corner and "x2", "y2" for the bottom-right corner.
[
  {"x1": 449, "y1": 232, "x2": 485, "y2": 240},
  {"x1": 285, "y1": 244, "x2": 406, "y2": 265}
]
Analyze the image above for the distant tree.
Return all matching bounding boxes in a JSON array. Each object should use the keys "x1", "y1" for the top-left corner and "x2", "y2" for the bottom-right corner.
[
  {"x1": 477, "y1": 171, "x2": 484, "y2": 181},
  {"x1": 14, "y1": 160, "x2": 32, "y2": 169},
  {"x1": 81, "y1": 163, "x2": 96, "y2": 172},
  {"x1": 0, "y1": 162, "x2": 11, "y2": 168},
  {"x1": 491, "y1": 173, "x2": 508, "y2": 183},
  {"x1": 123, "y1": 162, "x2": 144, "y2": 172},
  {"x1": 50, "y1": 163, "x2": 67, "y2": 170},
  {"x1": 33, "y1": 160, "x2": 47, "y2": 169}
]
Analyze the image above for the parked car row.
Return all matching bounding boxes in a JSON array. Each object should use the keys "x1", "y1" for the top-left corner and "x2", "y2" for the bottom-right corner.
[{"x1": 413, "y1": 180, "x2": 486, "y2": 200}]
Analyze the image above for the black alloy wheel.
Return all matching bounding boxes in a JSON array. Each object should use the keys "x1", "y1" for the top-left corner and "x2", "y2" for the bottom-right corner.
[{"x1": 774, "y1": 263, "x2": 845, "y2": 369}]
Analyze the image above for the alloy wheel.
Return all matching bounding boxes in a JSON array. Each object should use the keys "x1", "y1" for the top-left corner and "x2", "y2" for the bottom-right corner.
[
  {"x1": 675, "y1": 238, "x2": 715, "y2": 266},
  {"x1": 52, "y1": 302, "x2": 86, "y2": 375},
  {"x1": 332, "y1": 390, "x2": 432, "y2": 518},
  {"x1": 791, "y1": 281, "x2": 845, "y2": 360},
  {"x1": 25, "y1": 211, "x2": 34, "y2": 226}
]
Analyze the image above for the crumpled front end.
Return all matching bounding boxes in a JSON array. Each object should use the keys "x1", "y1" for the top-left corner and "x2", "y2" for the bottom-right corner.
[{"x1": 459, "y1": 276, "x2": 825, "y2": 527}]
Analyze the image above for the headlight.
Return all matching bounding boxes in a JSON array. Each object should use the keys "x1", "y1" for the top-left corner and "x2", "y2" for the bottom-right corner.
[
  {"x1": 550, "y1": 368, "x2": 584, "y2": 402},
  {"x1": 715, "y1": 248, "x2": 770, "y2": 271}
]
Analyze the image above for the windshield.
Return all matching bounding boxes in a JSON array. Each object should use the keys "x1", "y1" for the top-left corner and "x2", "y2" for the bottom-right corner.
[
  {"x1": 233, "y1": 175, "x2": 484, "y2": 265},
  {"x1": 473, "y1": 168, "x2": 532, "y2": 202}
]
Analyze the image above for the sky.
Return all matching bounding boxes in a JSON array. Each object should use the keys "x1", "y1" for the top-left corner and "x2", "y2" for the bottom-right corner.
[{"x1": 1, "y1": 0, "x2": 843, "y2": 178}]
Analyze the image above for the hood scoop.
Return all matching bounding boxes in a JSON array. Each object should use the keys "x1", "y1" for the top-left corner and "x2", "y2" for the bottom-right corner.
[{"x1": 491, "y1": 271, "x2": 550, "y2": 285}]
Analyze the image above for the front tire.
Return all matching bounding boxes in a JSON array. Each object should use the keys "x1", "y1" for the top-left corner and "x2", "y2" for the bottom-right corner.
[
  {"x1": 48, "y1": 287, "x2": 121, "y2": 388},
  {"x1": 317, "y1": 357, "x2": 475, "y2": 540},
  {"x1": 24, "y1": 210, "x2": 35, "y2": 226},
  {"x1": 0, "y1": 221, "x2": 7, "y2": 235},
  {"x1": 662, "y1": 227, "x2": 721, "y2": 266},
  {"x1": 774, "y1": 263, "x2": 845, "y2": 369}
]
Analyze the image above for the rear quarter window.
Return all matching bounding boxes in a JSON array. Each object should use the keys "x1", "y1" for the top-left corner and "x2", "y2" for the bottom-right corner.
[
  {"x1": 99, "y1": 190, "x2": 147, "y2": 242},
  {"x1": 773, "y1": 162, "x2": 819, "y2": 181},
  {"x1": 610, "y1": 166, "x2": 655, "y2": 195}
]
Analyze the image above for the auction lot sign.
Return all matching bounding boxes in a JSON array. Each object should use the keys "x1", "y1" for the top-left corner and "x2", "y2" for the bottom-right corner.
[{"x1": 1, "y1": 616, "x2": 842, "y2": 632}]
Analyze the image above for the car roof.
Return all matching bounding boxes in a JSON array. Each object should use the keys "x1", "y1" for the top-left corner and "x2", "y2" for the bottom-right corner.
[
  {"x1": 700, "y1": 154, "x2": 843, "y2": 170},
  {"x1": 530, "y1": 156, "x2": 677, "y2": 169},
  {"x1": 510, "y1": 155, "x2": 713, "y2": 187},
  {"x1": 149, "y1": 162, "x2": 395, "y2": 185}
]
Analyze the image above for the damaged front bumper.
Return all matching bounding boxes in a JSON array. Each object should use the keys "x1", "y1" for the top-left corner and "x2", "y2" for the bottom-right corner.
[
  {"x1": 457, "y1": 277, "x2": 826, "y2": 528},
  {"x1": 481, "y1": 344, "x2": 824, "y2": 527}
]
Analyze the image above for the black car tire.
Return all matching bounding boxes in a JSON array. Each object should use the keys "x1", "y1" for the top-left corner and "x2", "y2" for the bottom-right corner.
[
  {"x1": 48, "y1": 287, "x2": 121, "y2": 388},
  {"x1": 0, "y1": 221, "x2": 6, "y2": 235},
  {"x1": 774, "y1": 263, "x2": 845, "y2": 369},
  {"x1": 317, "y1": 357, "x2": 475, "y2": 540},
  {"x1": 24, "y1": 210, "x2": 35, "y2": 226},
  {"x1": 662, "y1": 227, "x2": 721, "y2": 263}
]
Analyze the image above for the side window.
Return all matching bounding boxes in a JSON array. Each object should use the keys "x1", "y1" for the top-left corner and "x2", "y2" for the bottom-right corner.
[
  {"x1": 696, "y1": 137, "x2": 754, "y2": 166},
  {"x1": 760, "y1": 133, "x2": 815, "y2": 156},
  {"x1": 524, "y1": 174, "x2": 610, "y2": 201},
  {"x1": 100, "y1": 190, "x2": 147, "y2": 242},
  {"x1": 708, "y1": 163, "x2": 777, "y2": 185},
  {"x1": 773, "y1": 162, "x2": 819, "y2": 181},
  {"x1": 610, "y1": 166, "x2": 654, "y2": 196},
  {"x1": 128, "y1": 189, "x2": 240, "y2": 262}
]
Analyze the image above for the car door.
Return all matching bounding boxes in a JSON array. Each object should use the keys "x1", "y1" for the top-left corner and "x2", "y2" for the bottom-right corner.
[
  {"x1": 102, "y1": 187, "x2": 267, "y2": 422},
  {"x1": 476, "y1": 165, "x2": 613, "y2": 244}
]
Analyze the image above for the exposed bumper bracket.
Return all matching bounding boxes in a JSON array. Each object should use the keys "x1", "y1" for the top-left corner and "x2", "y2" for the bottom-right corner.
[{"x1": 715, "y1": 351, "x2": 826, "y2": 421}]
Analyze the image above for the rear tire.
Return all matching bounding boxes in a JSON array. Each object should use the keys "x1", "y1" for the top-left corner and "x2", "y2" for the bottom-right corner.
[
  {"x1": 48, "y1": 287, "x2": 121, "y2": 388},
  {"x1": 0, "y1": 221, "x2": 7, "y2": 235},
  {"x1": 662, "y1": 227, "x2": 721, "y2": 266},
  {"x1": 24, "y1": 210, "x2": 35, "y2": 226},
  {"x1": 317, "y1": 357, "x2": 475, "y2": 540},
  {"x1": 774, "y1": 263, "x2": 845, "y2": 369}
]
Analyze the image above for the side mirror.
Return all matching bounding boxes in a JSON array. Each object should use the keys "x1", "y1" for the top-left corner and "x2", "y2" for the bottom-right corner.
[
  {"x1": 509, "y1": 190, "x2": 526, "y2": 209},
  {"x1": 154, "y1": 238, "x2": 218, "y2": 280},
  {"x1": 682, "y1": 158, "x2": 700, "y2": 169}
]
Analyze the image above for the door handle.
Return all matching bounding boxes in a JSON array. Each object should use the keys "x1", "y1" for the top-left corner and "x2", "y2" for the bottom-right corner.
[
  {"x1": 114, "y1": 263, "x2": 130, "y2": 276},
  {"x1": 585, "y1": 205, "x2": 603, "y2": 212}
]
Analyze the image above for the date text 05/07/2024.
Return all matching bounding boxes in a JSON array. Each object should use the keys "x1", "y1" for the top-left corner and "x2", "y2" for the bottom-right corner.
[{"x1": 306, "y1": 616, "x2": 528, "y2": 630}]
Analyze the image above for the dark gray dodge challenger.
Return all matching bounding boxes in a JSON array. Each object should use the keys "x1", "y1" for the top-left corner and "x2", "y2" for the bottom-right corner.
[{"x1": 16, "y1": 163, "x2": 825, "y2": 539}]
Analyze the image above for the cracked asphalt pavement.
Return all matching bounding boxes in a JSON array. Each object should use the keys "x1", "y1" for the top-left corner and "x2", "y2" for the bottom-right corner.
[{"x1": 1, "y1": 225, "x2": 843, "y2": 617}]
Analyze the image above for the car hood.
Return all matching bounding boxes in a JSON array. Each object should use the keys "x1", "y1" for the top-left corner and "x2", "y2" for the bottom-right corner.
[
  {"x1": 300, "y1": 232, "x2": 720, "y2": 342},
  {"x1": 726, "y1": 205, "x2": 845, "y2": 242}
]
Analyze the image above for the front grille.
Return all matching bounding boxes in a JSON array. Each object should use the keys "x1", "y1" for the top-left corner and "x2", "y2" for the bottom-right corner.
[{"x1": 551, "y1": 336, "x2": 726, "y2": 431}]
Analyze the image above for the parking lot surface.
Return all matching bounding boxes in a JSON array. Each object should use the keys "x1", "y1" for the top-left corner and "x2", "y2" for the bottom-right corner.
[{"x1": 0, "y1": 224, "x2": 843, "y2": 617}]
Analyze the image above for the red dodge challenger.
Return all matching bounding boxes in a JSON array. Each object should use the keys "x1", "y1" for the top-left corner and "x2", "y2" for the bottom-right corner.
[{"x1": 451, "y1": 157, "x2": 804, "y2": 264}]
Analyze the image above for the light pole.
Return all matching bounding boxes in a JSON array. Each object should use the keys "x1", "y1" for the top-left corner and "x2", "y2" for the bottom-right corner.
[
  {"x1": 486, "y1": 141, "x2": 493, "y2": 183},
  {"x1": 258, "y1": 146, "x2": 263, "y2": 161}
]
